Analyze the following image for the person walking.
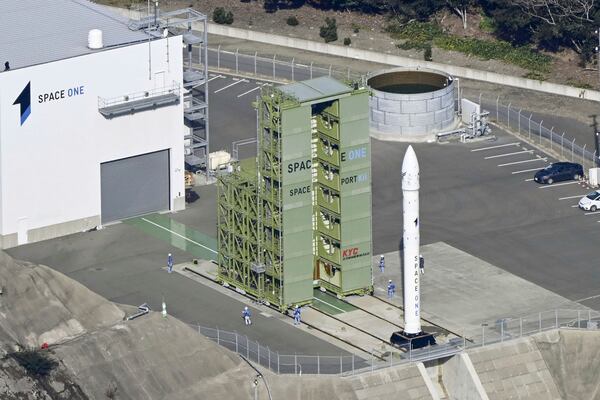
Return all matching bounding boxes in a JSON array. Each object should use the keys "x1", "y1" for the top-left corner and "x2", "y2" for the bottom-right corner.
[
  {"x1": 242, "y1": 306, "x2": 252, "y2": 326},
  {"x1": 379, "y1": 254, "x2": 385, "y2": 273},
  {"x1": 293, "y1": 305, "x2": 302, "y2": 325},
  {"x1": 387, "y1": 279, "x2": 396, "y2": 300},
  {"x1": 167, "y1": 253, "x2": 173, "y2": 273}
]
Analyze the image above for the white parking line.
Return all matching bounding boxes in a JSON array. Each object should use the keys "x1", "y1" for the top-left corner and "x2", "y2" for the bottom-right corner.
[
  {"x1": 559, "y1": 195, "x2": 587, "y2": 200},
  {"x1": 538, "y1": 181, "x2": 580, "y2": 189},
  {"x1": 471, "y1": 142, "x2": 519, "y2": 152},
  {"x1": 498, "y1": 158, "x2": 547, "y2": 167},
  {"x1": 585, "y1": 211, "x2": 600, "y2": 215},
  {"x1": 571, "y1": 205, "x2": 579, "y2": 207},
  {"x1": 214, "y1": 79, "x2": 248, "y2": 93},
  {"x1": 206, "y1": 74, "x2": 225, "y2": 83},
  {"x1": 237, "y1": 83, "x2": 269, "y2": 98},
  {"x1": 484, "y1": 150, "x2": 533, "y2": 159},
  {"x1": 512, "y1": 167, "x2": 543, "y2": 174},
  {"x1": 524, "y1": 178, "x2": 534, "y2": 181}
]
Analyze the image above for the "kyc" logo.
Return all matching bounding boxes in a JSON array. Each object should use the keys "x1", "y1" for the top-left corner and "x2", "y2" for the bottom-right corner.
[{"x1": 13, "y1": 82, "x2": 31, "y2": 126}]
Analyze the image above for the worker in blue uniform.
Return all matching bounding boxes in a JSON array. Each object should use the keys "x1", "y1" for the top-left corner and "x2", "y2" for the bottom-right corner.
[
  {"x1": 293, "y1": 306, "x2": 302, "y2": 325},
  {"x1": 387, "y1": 279, "x2": 396, "y2": 299},
  {"x1": 379, "y1": 255, "x2": 385, "y2": 272},
  {"x1": 242, "y1": 306, "x2": 252, "y2": 325}
]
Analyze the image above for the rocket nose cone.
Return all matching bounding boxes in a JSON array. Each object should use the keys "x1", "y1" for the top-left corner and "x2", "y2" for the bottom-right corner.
[{"x1": 401, "y1": 145, "x2": 419, "y2": 174}]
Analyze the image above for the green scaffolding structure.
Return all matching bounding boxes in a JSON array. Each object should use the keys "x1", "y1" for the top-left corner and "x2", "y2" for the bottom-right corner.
[{"x1": 218, "y1": 77, "x2": 372, "y2": 311}]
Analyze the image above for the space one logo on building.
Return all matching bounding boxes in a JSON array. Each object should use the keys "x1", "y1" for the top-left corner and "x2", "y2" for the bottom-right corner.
[
  {"x1": 12, "y1": 81, "x2": 85, "y2": 126},
  {"x1": 13, "y1": 82, "x2": 31, "y2": 126}
]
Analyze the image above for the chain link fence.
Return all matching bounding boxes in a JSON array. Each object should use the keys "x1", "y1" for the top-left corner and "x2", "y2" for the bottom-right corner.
[
  {"x1": 471, "y1": 94, "x2": 600, "y2": 171},
  {"x1": 189, "y1": 307, "x2": 600, "y2": 376},
  {"x1": 208, "y1": 46, "x2": 361, "y2": 83}
]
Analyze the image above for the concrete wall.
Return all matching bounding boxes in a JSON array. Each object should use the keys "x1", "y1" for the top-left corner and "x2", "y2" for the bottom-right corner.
[
  {"x1": 0, "y1": 36, "x2": 184, "y2": 247},
  {"x1": 468, "y1": 337, "x2": 561, "y2": 400},
  {"x1": 203, "y1": 24, "x2": 600, "y2": 102},
  {"x1": 438, "y1": 353, "x2": 489, "y2": 400}
]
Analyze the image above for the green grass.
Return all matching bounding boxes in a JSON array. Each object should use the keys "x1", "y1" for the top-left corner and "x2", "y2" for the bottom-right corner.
[{"x1": 388, "y1": 20, "x2": 551, "y2": 72}]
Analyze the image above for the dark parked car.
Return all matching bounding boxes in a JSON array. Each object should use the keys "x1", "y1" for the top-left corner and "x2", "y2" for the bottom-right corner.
[{"x1": 533, "y1": 162, "x2": 583, "y2": 184}]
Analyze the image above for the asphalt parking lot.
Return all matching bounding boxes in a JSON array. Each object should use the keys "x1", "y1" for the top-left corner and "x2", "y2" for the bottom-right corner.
[{"x1": 8, "y1": 72, "x2": 600, "y2": 358}]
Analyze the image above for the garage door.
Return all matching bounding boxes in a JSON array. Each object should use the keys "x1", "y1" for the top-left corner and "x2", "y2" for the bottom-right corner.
[{"x1": 101, "y1": 150, "x2": 170, "y2": 223}]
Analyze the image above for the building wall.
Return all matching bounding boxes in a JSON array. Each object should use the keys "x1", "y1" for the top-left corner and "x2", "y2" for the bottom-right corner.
[{"x1": 0, "y1": 37, "x2": 184, "y2": 247}]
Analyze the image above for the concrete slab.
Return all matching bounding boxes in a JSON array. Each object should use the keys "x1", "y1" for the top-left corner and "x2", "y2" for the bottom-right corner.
[{"x1": 372, "y1": 242, "x2": 590, "y2": 338}]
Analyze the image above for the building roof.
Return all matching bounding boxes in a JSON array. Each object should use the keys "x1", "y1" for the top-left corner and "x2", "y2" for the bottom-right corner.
[
  {"x1": 0, "y1": 0, "x2": 150, "y2": 70},
  {"x1": 279, "y1": 76, "x2": 352, "y2": 103}
]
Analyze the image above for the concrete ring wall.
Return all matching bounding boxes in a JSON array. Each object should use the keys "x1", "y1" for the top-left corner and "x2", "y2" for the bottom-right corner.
[{"x1": 367, "y1": 68, "x2": 457, "y2": 141}]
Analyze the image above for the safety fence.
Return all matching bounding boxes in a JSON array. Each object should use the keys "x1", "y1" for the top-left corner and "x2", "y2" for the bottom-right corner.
[
  {"x1": 189, "y1": 308, "x2": 600, "y2": 376},
  {"x1": 472, "y1": 94, "x2": 600, "y2": 170},
  {"x1": 207, "y1": 46, "x2": 362, "y2": 83}
]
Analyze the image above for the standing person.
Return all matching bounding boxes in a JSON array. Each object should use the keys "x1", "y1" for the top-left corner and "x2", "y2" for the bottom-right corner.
[
  {"x1": 167, "y1": 253, "x2": 173, "y2": 273},
  {"x1": 387, "y1": 279, "x2": 396, "y2": 300},
  {"x1": 379, "y1": 255, "x2": 385, "y2": 273},
  {"x1": 293, "y1": 306, "x2": 302, "y2": 325},
  {"x1": 242, "y1": 306, "x2": 252, "y2": 326}
]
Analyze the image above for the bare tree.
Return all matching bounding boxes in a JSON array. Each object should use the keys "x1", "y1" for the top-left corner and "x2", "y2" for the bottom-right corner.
[
  {"x1": 446, "y1": 0, "x2": 474, "y2": 30},
  {"x1": 509, "y1": 0, "x2": 596, "y2": 25}
]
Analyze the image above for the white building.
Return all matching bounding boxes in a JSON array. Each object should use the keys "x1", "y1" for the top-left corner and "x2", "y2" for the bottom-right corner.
[{"x1": 0, "y1": 0, "x2": 186, "y2": 248}]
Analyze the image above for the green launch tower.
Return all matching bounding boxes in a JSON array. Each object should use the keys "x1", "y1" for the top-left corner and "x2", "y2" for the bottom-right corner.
[{"x1": 217, "y1": 77, "x2": 372, "y2": 311}]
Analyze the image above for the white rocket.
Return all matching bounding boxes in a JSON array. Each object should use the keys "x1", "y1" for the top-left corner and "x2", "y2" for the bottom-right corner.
[{"x1": 401, "y1": 145, "x2": 421, "y2": 335}]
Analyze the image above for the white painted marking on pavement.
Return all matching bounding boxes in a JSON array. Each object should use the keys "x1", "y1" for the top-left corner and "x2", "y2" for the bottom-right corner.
[
  {"x1": 559, "y1": 195, "x2": 587, "y2": 200},
  {"x1": 571, "y1": 205, "x2": 580, "y2": 207},
  {"x1": 237, "y1": 86, "x2": 262, "y2": 98},
  {"x1": 206, "y1": 74, "x2": 224, "y2": 83},
  {"x1": 498, "y1": 158, "x2": 547, "y2": 167},
  {"x1": 471, "y1": 142, "x2": 519, "y2": 152},
  {"x1": 484, "y1": 150, "x2": 533, "y2": 159},
  {"x1": 214, "y1": 79, "x2": 248, "y2": 93},
  {"x1": 538, "y1": 181, "x2": 579, "y2": 189},
  {"x1": 512, "y1": 167, "x2": 544, "y2": 174},
  {"x1": 585, "y1": 211, "x2": 600, "y2": 215},
  {"x1": 524, "y1": 178, "x2": 534, "y2": 181},
  {"x1": 313, "y1": 296, "x2": 345, "y2": 313},
  {"x1": 140, "y1": 218, "x2": 218, "y2": 254}
]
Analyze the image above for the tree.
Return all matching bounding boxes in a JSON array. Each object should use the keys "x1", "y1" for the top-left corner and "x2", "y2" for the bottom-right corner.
[
  {"x1": 508, "y1": 0, "x2": 596, "y2": 25},
  {"x1": 320, "y1": 17, "x2": 338, "y2": 42},
  {"x1": 213, "y1": 7, "x2": 234, "y2": 24},
  {"x1": 446, "y1": 0, "x2": 476, "y2": 29}
]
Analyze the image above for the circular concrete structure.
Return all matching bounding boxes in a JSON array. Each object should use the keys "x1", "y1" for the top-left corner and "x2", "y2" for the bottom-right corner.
[{"x1": 368, "y1": 68, "x2": 457, "y2": 141}]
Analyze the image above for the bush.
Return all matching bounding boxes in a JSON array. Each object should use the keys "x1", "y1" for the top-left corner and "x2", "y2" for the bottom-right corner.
[
  {"x1": 319, "y1": 17, "x2": 338, "y2": 43},
  {"x1": 385, "y1": 21, "x2": 442, "y2": 43},
  {"x1": 351, "y1": 23, "x2": 360, "y2": 33},
  {"x1": 11, "y1": 349, "x2": 58, "y2": 377},
  {"x1": 213, "y1": 7, "x2": 234, "y2": 25},
  {"x1": 397, "y1": 40, "x2": 430, "y2": 51},
  {"x1": 343, "y1": 37, "x2": 351, "y2": 46},
  {"x1": 478, "y1": 15, "x2": 495, "y2": 33},
  {"x1": 423, "y1": 44, "x2": 432, "y2": 61},
  {"x1": 524, "y1": 71, "x2": 546, "y2": 81},
  {"x1": 286, "y1": 16, "x2": 299, "y2": 26}
]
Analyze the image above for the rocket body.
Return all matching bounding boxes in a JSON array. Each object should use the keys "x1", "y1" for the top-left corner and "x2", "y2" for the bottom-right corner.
[{"x1": 401, "y1": 145, "x2": 421, "y2": 335}]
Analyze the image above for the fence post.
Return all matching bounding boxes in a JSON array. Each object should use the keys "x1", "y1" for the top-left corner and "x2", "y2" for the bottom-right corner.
[
  {"x1": 539, "y1": 312, "x2": 542, "y2": 332},
  {"x1": 352, "y1": 354, "x2": 355, "y2": 375},
  {"x1": 310, "y1": 62, "x2": 313, "y2": 79},
  {"x1": 528, "y1": 114, "x2": 532, "y2": 140},
  {"x1": 198, "y1": 324, "x2": 201, "y2": 334},
  {"x1": 550, "y1": 127, "x2": 554, "y2": 152},
  {"x1": 235, "y1": 48, "x2": 239, "y2": 74},
  {"x1": 329, "y1": 64, "x2": 332, "y2": 77},
  {"x1": 561, "y1": 133, "x2": 565, "y2": 159},
  {"x1": 340, "y1": 355, "x2": 343, "y2": 374},
  {"x1": 507, "y1": 103, "x2": 511, "y2": 129},
  {"x1": 254, "y1": 51, "x2": 257, "y2": 76},
  {"x1": 478, "y1": 92, "x2": 482, "y2": 106},
  {"x1": 518, "y1": 109, "x2": 522, "y2": 134},
  {"x1": 520, "y1": 318, "x2": 523, "y2": 337},
  {"x1": 539, "y1": 120, "x2": 543, "y2": 144},
  {"x1": 371, "y1": 350, "x2": 374, "y2": 373},
  {"x1": 578, "y1": 310, "x2": 581, "y2": 328},
  {"x1": 501, "y1": 321, "x2": 504, "y2": 342},
  {"x1": 317, "y1": 354, "x2": 320, "y2": 375},
  {"x1": 217, "y1": 327, "x2": 220, "y2": 345},
  {"x1": 347, "y1": 67, "x2": 351, "y2": 79},
  {"x1": 582, "y1": 144, "x2": 587, "y2": 166},
  {"x1": 496, "y1": 96, "x2": 499, "y2": 122},
  {"x1": 291, "y1": 57, "x2": 295, "y2": 81},
  {"x1": 572, "y1": 139, "x2": 576, "y2": 161},
  {"x1": 258, "y1": 342, "x2": 261, "y2": 365},
  {"x1": 555, "y1": 310, "x2": 559, "y2": 328},
  {"x1": 268, "y1": 347, "x2": 271, "y2": 370},
  {"x1": 246, "y1": 336, "x2": 249, "y2": 359},
  {"x1": 272, "y1": 55, "x2": 276, "y2": 79},
  {"x1": 235, "y1": 332, "x2": 238, "y2": 353},
  {"x1": 277, "y1": 352, "x2": 280, "y2": 374},
  {"x1": 295, "y1": 353, "x2": 297, "y2": 375},
  {"x1": 217, "y1": 45, "x2": 221, "y2": 70}
]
